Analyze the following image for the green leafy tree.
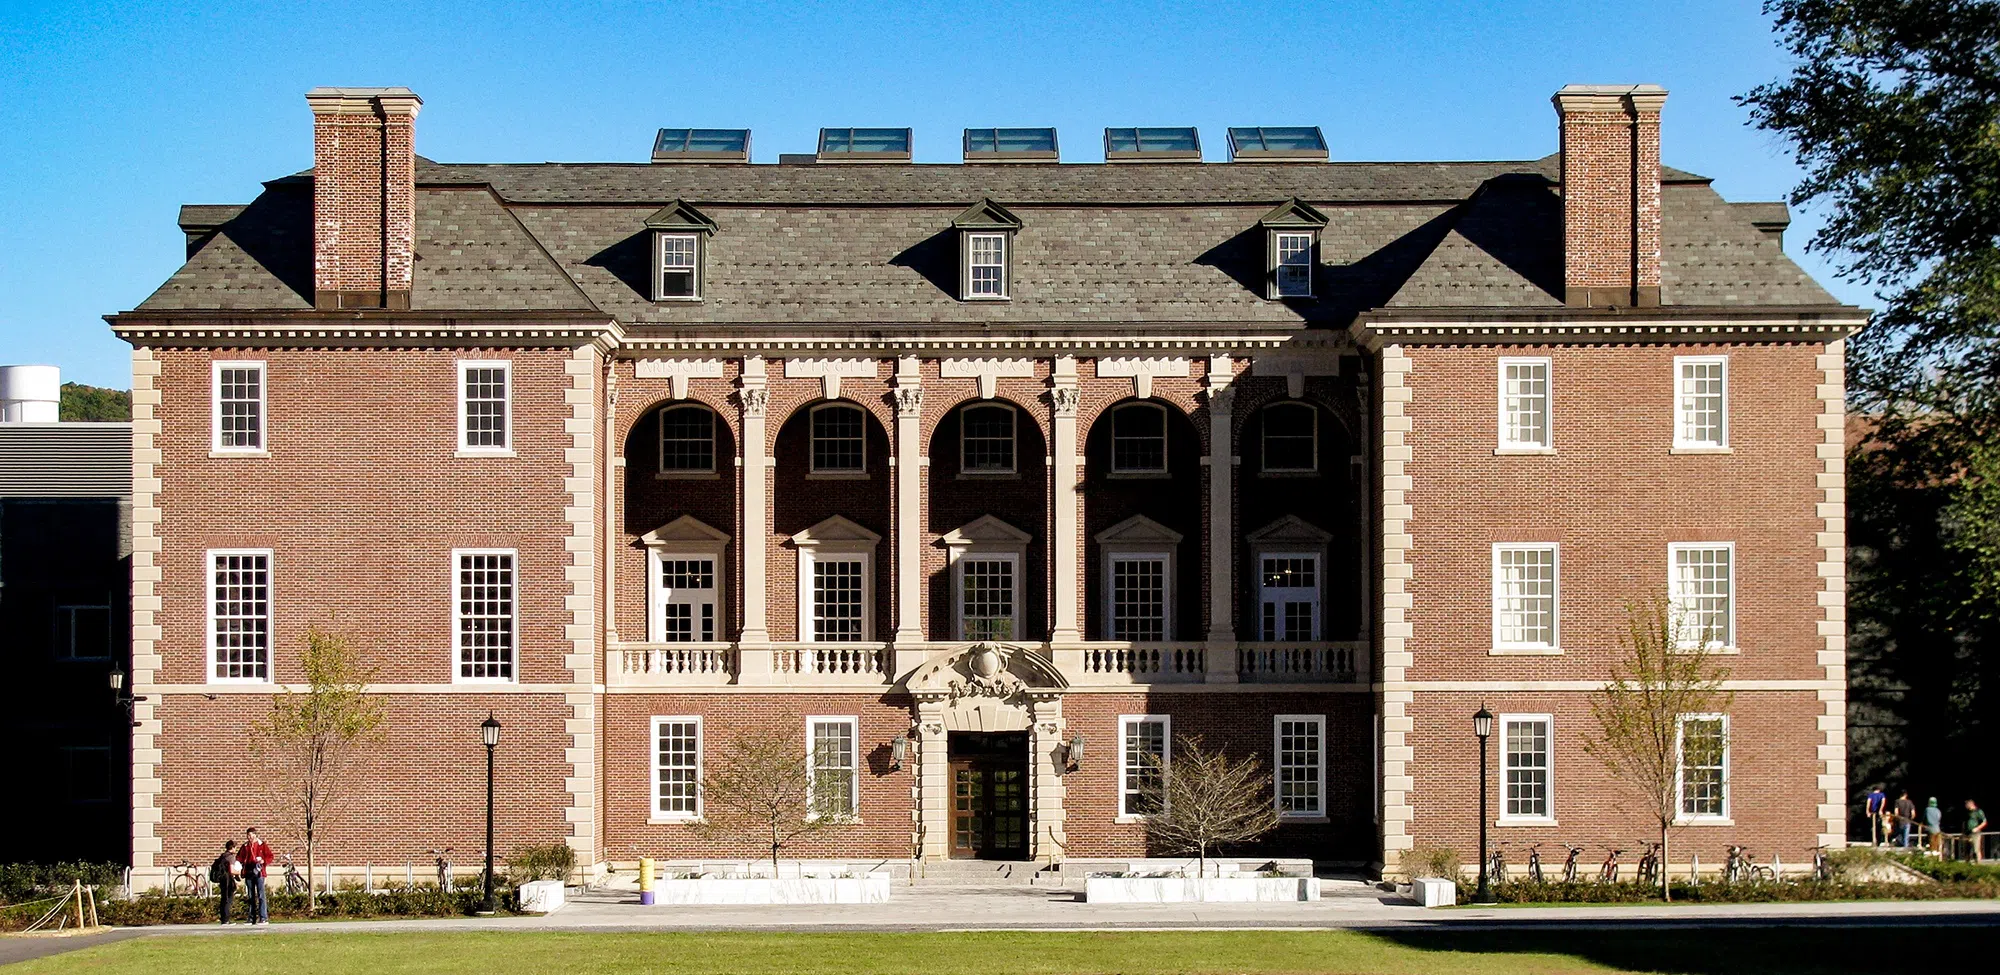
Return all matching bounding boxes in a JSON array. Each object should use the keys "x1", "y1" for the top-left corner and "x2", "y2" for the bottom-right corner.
[
  {"x1": 252, "y1": 628, "x2": 385, "y2": 909},
  {"x1": 57, "y1": 383, "x2": 130, "y2": 421},
  {"x1": 691, "y1": 728, "x2": 849, "y2": 873},
  {"x1": 1585, "y1": 598, "x2": 1734, "y2": 901},
  {"x1": 1139, "y1": 735, "x2": 1281, "y2": 886}
]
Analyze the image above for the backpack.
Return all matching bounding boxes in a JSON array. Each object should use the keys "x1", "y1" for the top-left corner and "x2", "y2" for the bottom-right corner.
[{"x1": 209, "y1": 855, "x2": 231, "y2": 885}]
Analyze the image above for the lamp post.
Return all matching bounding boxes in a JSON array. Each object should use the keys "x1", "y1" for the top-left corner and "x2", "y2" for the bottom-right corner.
[
  {"x1": 108, "y1": 668, "x2": 145, "y2": 727},
  {"x1": 1473, "y1": 705, "x2": 1495, "y2": 905},
  {"x1": 481, "y1": 713, "x2": 501, "y2": 915}
]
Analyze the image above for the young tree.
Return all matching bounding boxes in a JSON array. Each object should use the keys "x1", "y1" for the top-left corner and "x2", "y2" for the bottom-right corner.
[
  {"x1": 1139, "y1": 735, "x2": 1282, "y2": 888},
  {"x1": 692, "y1": 728, "x2": 849, "y2": 873},
  {"x1": 252, "y1": 627, "x2": 385, "y2": 909},
  {"x1": 1584, "y1": 599, "x2": 1734, "y2": 901}
]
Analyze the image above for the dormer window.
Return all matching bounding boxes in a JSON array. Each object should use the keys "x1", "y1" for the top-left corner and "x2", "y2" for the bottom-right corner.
[
  {"x1": 952, "y1": 198, "x2": 1023, "y2": 302},
  {"x1": 969, "y1": 235, "x2": 1007, "y2": 297},
  {"x1": 657, "y1": 234, "x2": 699, "y2": 299},
  {"x1": 644, "y1": 199, "x2": 718, "y2": 302},
  {"x1": 1274, "y1": 233, "x2": 1313, "y2": 297},
  {"x1": 1258, "y1": 198, "x2": 1329, "y2": 300}
]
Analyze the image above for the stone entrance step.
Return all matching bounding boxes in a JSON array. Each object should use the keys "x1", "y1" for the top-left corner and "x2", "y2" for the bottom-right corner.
[{"x1": 909, "y1": 860, "x2": 1060, "y2": 885}]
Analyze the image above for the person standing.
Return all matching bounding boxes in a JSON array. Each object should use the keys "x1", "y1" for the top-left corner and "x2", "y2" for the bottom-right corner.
[
  {"x1": 1895, "y1": 791, "x2": 1919, "y2": 847},
  {"x1": 1968, "y1": 800, "x2": 1990, "y2": 862},
  {"x1": 1866, "y1": 785, "x2": 1889, "y2": 845},
  {"x1": 238, "y1": 826, "x2": 274, "y2": 925},
  {"x1": 209, "y1": 840, "x2": 239, "y2": 924},
  {"x1": 1926, "y1": 798, "x2": 1945, "y2": 853}
]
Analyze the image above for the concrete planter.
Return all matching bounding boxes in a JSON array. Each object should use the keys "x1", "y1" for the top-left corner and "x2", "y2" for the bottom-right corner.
[
  {"x1": 1084, "y1": 875, "x2": 1320, "y2": 903},
  {"x1": 517, "y1": 880, "x2": 566, "y2": 913},
  {"x1": 1411, "y1": 877, "x2": 1457, "y2": 907},
  {"x1": 651, "y1": 872, "x2": 893, "y2": 905}
]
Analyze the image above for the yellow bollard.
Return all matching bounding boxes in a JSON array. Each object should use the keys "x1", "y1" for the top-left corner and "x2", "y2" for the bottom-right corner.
[{"x1": 638, "y1": 857, "x2": 655, "y2": 905}]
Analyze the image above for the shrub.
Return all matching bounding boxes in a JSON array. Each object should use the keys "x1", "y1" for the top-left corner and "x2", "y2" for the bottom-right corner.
[
  {"x1": 1404, "y1": 845, "x2": 1461, "y2": 880},
  {"x1": 506, "y1": 843, "x2": 577, "y2": 883},
  {"x1": 0, "y1": 862, "x2": 126, "y2": 903},
  {"x1": 1886, "y1": 851, "x2": 2000, "y2": 884},
  {"x1": 1469, "y1": 877, "x2": 2000, "y2": 904},
  {"x1": 0, "y1": 887, "x2": 523, "y2": 931}
]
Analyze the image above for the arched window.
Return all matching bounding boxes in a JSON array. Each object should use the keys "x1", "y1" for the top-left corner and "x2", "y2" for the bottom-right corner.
[
  {"x1": 810, "y1": 403, "x2": 867, "y2": 473},
  {"x1": 1110, "y1": 402, "x2": 1167, "y2": 473},
  {"x1": 960, "y1": 403, "x2": 1017, "y2": 474},
  {"x1": 1262, "y1": 403, "x2": 1317, "y2": 473},
  {"x1": 657, "y1": 404, "x2": 716, "y2": 472}
]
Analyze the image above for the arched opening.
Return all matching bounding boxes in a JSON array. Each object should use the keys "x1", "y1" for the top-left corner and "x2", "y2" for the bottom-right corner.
[
  {"x1": 1237, "y1": 399, "x2": 1362, "y2": 642},
  {"x1": 773, "y1": 400, "x2": 893, "y2": 643},
  {"x1": 1082, "y1": 399, "x2": 1201, "y2": 640},
  {"x1": 624, "y1": 402, "x2": 738, "y2": 640},
  {"x1": 927, "y1": 399, "x2": 1049, "y2": 642}
]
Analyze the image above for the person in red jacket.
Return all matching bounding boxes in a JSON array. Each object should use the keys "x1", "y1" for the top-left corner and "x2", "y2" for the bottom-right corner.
[{"x1": 237, "y1": 827, "x2": 273, "y2": 925}]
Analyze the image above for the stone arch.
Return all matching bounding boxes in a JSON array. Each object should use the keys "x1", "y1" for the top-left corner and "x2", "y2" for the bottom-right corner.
[
  {"x1": 927, "y1": 401, "x2": 1050, "y2": 642},
  {"x1": 623, "y1": 399, "x2": 740, "y2": 638},
  {"x1": 770, "y1": 399, "x2": 894, "y2": 642},
  {"x1": 1081, "y1": 397, "x2": 1203, "y2": 639}
]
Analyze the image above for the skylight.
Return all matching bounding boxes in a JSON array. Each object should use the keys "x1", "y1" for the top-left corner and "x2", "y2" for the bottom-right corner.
[
  {"x1": 817, "y1": 127, "x2": 913, "y2": 162},
  {"x1": 964, "y1": 127, "x2": 1059, "y2": 162},
  {"x1": 1104, "y1": 127, "x2": 1201, "y2": 163},
  {"x1": 650, "y1": 128, "x2": 751, "y2": 163},
  {"x1": 1226, "y1": 126, "x2": 1328, "y2": 161}
]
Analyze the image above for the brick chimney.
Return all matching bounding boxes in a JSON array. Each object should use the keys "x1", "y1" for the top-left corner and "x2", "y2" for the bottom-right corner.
[
  {"x1": 1552, "y1": 84, "x2": 1666, "y2": 308},
  {"x1": 306, "y1": 87, "x2": 422, "y2": 310}
]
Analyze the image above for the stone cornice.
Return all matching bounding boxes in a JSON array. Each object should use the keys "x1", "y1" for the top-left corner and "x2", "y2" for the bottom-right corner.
[
  {"x1": 106, "y1": 310, "x2": 622, "y2": 350},
  {"x1": 1350, "y1": 306, "x2": 1868, "y2": 350}
]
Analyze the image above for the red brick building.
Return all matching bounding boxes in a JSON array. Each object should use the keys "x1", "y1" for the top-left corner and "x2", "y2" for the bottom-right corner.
[{"x1": 109, "y1": 85, "x2": 1861, "y2": 882}]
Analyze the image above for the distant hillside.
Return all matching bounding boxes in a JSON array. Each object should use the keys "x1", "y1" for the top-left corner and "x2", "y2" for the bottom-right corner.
[{"x1": 59, "y1": 383, "x2": 130, "y2": 422}]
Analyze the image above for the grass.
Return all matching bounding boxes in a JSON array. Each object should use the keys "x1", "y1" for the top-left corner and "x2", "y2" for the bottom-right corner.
[{"x1": 5, "y1": 928, "x2": 1988, "y2": 974}]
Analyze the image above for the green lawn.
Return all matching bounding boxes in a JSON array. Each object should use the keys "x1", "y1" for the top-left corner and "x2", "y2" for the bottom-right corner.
[{"x1": 5, "y1": 928, "x2": 1984, "y2": 975}]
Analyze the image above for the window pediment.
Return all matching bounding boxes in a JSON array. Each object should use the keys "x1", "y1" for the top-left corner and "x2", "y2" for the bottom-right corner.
[
  {"x1": 1245, "y1": 514, "x2": 1332, "y2": 546},
  {"x1": 643, "y1": 199, "x2": 718, "y2": 234},
  {"x1": 942, "y1": 514, "x2": 1032, "y2": 550},
  {"x1": 1258, "y1": 197, "x2": 1329, "y2": 230},
  {"x1": 640, "y1": 514, "x2": 731, "y2": 551},
  {"x1": 951, "y1": 198, "x2": 1023, "y2": 231},
  {"x1": 1093, "y1": 514, "x2": 1183, "y2": 547},
  {"x1": 790, "y1": 514, "x2": 881, "y2": 549}
]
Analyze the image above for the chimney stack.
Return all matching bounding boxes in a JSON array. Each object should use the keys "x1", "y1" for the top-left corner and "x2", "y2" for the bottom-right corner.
[
  {"x1": 1552, "y1": 84, "x2": 1666, "y2": 308},
  {"x1": 306, "y1": 87, "x2": 422, "y2": 310}
]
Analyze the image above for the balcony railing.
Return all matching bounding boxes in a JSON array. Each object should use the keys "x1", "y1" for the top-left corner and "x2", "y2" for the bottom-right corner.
[
  {"x1": 774, "y1": 643, "x2": 892, "y2": 683},
  {"x1": 1072, "y1": 643, "x2": 1207, "y2": 684},
  {"x1": 606, "y1": 640, "x2": 1368, "y2": 687},
  {"x1": 1236, "y1": 642, "x2": 1365, "y2": 683},
  {"x1": 612, "y1": 644, "x2": 736, "y2": 683}
]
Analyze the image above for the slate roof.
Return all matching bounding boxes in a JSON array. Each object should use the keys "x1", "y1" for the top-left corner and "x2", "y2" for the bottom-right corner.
[{"x1": 134, "y1": 155, "x2": 1841, "y2": 325}]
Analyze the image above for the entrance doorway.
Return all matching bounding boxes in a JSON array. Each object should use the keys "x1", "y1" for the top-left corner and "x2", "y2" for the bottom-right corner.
[{"x1": 947, "y1": 731, "x2": 1028, "y2": 860}]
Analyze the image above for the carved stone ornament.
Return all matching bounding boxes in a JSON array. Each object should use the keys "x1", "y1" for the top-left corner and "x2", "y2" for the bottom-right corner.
[
  {"x1": 738, "y1": 387, "x2": 769, "y2": 418},
  {"x1": 947, "y1": 643, "x2": 1028, "y2": 703},
  {"x1": 1049, "y1": 386, "x2": 1080, "y2": 417},
  {"x1": 893, "y1": 385, "x2": 924, "y2": 418},
  {"x1": 1205, "y1": 384, "x2": 1236, "y2": 414}
]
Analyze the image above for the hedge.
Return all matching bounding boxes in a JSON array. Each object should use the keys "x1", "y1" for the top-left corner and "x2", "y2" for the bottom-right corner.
[
  {"x1": 1462, "y1": 877, "x2": 2000, "y2": 904},
  {"x1": 0, "y1": 887, "x2": 523, "y2": 931},
  {"x1": 0, "y1": 862, "x2": 126, "y2": 902}
]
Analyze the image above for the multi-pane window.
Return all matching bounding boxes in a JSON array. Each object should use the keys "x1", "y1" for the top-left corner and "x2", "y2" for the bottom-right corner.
[
  {"x1": 455, "y1": 550, "x2": 516, "y2": 681},
  {"x1": 1675, "y1": 356, "x2": 1728, "y2": 448},
  {"x1": 808, "y1": 717, "x2": 859, "y2": 818},
  {"x1": 1275, "y1": 715, "x2": 1325, "y2": 818},
  {"x1": 1111, "y1": 403, "x2": 1167, "y2": 473},
  {"x1": 961, "y1": 404, "x2": 1016, "y2": 473},
  {"x1": 1501, "y1": 715, "x2": 1552, "y2": 820},
  {"x1": 1498, "y1": 358, "x2": 1550, "y2": 449},
  {"x1": 653, "y1": 717, "x2": 701, "y2": 820},
  {"x1": 658, "y1": 406, "x2": 716, "y2": 472},
  {"x1": 1492, "y1": 544, "x2": 1559, "y2": 650},
  {"x1": 1110, "y1": 556, "x2": 1167, "y2": 641},
  {"x1": 1677, "y1": 715, "x2": 1729, "y2": 819},
  {"x1": 811, "y1": 404, "x2": 866, "y2": 473},
  {"x1": 1120, "y1": 715, "x2": 1170, "y2": 816},
  {"x1": 212, "y1": 362, "x2": 265, "y2": 451},
  {"x1": 652, "y1": 556, "x2": 717, "y2": 642},
  {"x1": 1274, "y1": 232, "x2": 1313, "y2": 297},
  {"x1": 960, "y1": 557, "x2": 1017, "y2": 640},
  {"x1": 209, "y1": 550, "x2": 271, "y2": 682},
  {"x1": 657, "y1": 233, "x2": 698, "y2": 299},
  {"x1": 1258, "y1": 555, "x2": 1319, "y2": 640},
  {"x1": 459, "y1": 361, "x2": 510, "y2": 451},
  {"x1": 811, "y1": 558, "x2": 867, "y2": 641},
  {"x1": 1262, "y1": 403, "x2": 1317, "y2": 472},
  {"x1": 968, "y1": 233, "x2": 1007, "y2": 298},
  {"x1": 1670, "y1": 543, "x2": 1735, "y2": 649},
  {"x1": 55, "y1": 604, "x2": 112, "y2": 660}
]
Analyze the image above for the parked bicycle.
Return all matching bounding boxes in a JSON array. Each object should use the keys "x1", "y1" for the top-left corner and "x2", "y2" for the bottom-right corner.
[
  {"x1": 1724, "y1": 845, "x2": 1776, "y2": 883},
  {"x1": 1486, "y1": 845, "x2": 1509, "y2": 886},
  {"x1": 167, "y1": 860, "x2": 211, "y2": 898},
  {"x1": 1526, "y1": 843, "x2": 1546, "y2": 883},
  {"x1": 1635, "y1": 842, "x2": 1662, "y2": 887},
  {"x1": 279, "y1": 851, "x2": 309, "y2": 895},
  {"x1": 1597, "y1": 847, "x2": 1623, "y2": 884},
  {"x1": 1560, "y1": 844, "x2": 1584, "y2": 884},
  {"x1": 1811, "y1": 845, "x2": 1834, "y2": 882}
]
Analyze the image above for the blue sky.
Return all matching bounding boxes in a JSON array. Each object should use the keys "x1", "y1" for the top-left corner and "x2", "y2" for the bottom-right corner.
[{"x1": 0, "y1": 0, "x2": 1864, "y2": 389}]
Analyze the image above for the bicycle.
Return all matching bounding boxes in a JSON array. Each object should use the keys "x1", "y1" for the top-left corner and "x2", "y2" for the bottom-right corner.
[
  {"x1": 1526, "y1": 843, "x2": 1546, "y2": 883},
  {"x1": 429, "y1": 848, "x2": 455, "y2": 893},
  {"x1": 1811, "y1": 845, "x2": 1834, "y2": 882},
  {"x1": 279, "y1": 851, "x2": 309, "y2": 895},
  {"x1": 1724, "y1": 845, "x2": 1776, "y2": 883},
  {"x1": 1635, "y1": 842, "x2": 1662, "y2": 887},
  {"x1": 1597, "y1": 848, "x2": 1623, "y2": 884},
  {"x1": 1485, "y1": 845, "x2": 1509, "y2": 886},
  {"x1": 1560, "y1": 844, "x2": 1584, "y2": 884},
  {"x1": 167, "y1": 860, "x2": 211, "y2": 898}
]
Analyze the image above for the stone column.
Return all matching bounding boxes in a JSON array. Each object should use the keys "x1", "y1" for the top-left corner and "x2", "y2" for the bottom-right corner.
[
  {"x1": 892, "y1": 357, "x2": 926, "y2": 668},
  {"x1": 1029, "y1": 694, "x2": 1068, "y2": 862},
  {"x1": 1203, "y1": 356, "x2": 1239, "y2": 681},
  {"x1": 737, "y1": 356, "x2": 772, "y2": 679},
  {"x1": 1049, "y1": 356, "x2": 1082, "y2": 644},
  {"x1": 915, "y1": 701, "x2": 949, "y2": 861}
]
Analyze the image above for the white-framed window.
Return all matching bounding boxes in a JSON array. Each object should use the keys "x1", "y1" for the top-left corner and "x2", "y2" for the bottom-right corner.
[
  {"x1": 958, "y1": 554, "x2": 1019, "y2": 641},
  {"x1": 1492, "y1": 543, "x2": 1559, "y2": 651},
  {"x1": 54, "y1": 604, "x2": 113, "y2": 661},
  {"x1": 211, "y1": 361, "x2": 266, "y2": 453},
  {"x1": 960, "y1": 403, "x2": 1017, "y2": 474},
  {"x1": 1274, "y1": 714, "x2": 1325, "y2": 819},
  {"x1": 208, "y1": 549, "x2": 271, "y2": 683},
  {"x1": 1674, "y1": 356, "x2": 1728, "y2": 449},
  {"x1": 1119, "y1": 714, "x2": 1171, "y2": 817},
  {"x1": 453, "y1": 549, "x2": 516, "y2": 682},
  {"x1": 1497, "y1": 357, "x2": 1551, "y2": 450},
  {"x1": 967, "y1": 233, "x2": 1007, "y2": 298},
  {"x1": 810, "y1": 403, "x2": 867, "y2": 473},
  {"x1": 1274, "y1": 231, "x2": 1313, "y2": 297},
  {"x1": 1669, "y1": 543, "x2": 1735, "y2": 650},
  {"x1": 807, "y1": 716, "x2": 859, "y2": 819},
  {"x1": 658, "y1": 404, "x2": 717, "y2": 473},
  {"x1": 810, "y1": 555, "x2": 869, "y2": 641},
  {"x1": 1110, "y1": 402, "x2": 1167, "y2": 474},
  {"x1": 1676, "y1": 714, "x2": 1730, "y2": 821},
  {"x1": 1261, "y1": 402, "x2": 1318, "y2": 472},
  {"x1": 655, "y1": 232, "x2": 700, "y2": 300},
  {"x1": 1500, "y1": 714, "x2": 1554, "y2": 822},
  {"x1": 652, "y1": 716, "x2": 702, "y2": 821},
  {"x1": 1257, "y1": 553, "x2": 1320, "y2": 640},
  {"x1": 458, "y1": 360, "x2": 511, "y2": 453},
  {"x1": 649, "y1": 554, "x2": 719, "y2": 642},
  {"x1": 1109, "y1": 554, "x2": 1169, "y2": 641}
]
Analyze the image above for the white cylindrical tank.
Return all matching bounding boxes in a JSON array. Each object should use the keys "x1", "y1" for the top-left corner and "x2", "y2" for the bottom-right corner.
[{"x1": 0, "y1": 365, "x2": 61, "y2": 422}]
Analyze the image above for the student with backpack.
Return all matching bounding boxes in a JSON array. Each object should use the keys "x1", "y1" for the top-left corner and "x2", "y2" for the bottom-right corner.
[{"x1": 210, "y1": 840, "x2": 241, "y2": 924}]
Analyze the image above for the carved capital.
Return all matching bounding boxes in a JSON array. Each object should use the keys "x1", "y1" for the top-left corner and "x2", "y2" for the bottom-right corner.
[
  {"x1": 1205, "y1": 385, "x2": 1236, "y2": 414},
  {"x1": 893, "y1": 385, "x2": 924, "y2": 418},
  {"x1": 739, "y1": 387, "x2": 769, "y2": 418},
  {"x1": 1049, "y1": 386, "x2": 1080, "y2": 417}
]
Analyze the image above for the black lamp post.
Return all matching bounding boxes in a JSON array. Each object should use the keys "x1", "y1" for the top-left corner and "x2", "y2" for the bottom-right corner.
[
  {"x1": 480, "y1": 713, "x2": 501, "y2": 915},
  {"x1": 1473, "y1": 705, "x2": 1496, "y2": 904}
]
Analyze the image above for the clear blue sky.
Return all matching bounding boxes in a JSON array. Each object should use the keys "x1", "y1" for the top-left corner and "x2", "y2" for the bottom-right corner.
[{"x1": 0, "y1": 0, "x2": 1866, "y2": 390}]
